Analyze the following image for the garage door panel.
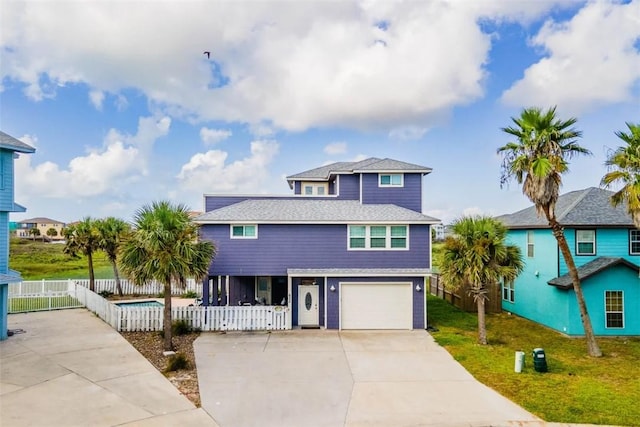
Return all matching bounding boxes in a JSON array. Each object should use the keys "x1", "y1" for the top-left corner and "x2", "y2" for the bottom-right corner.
[{"x1": 341, "y1": 283, "x2": 412, "y2": 330}]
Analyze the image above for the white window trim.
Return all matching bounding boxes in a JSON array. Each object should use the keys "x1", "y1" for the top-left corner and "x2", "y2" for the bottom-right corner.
[
  {"x1": 502, "y1": 281, "x2": 515, "y2": 303},
  {"x1": 604, "y1": 290, "x2": 624, "y2": 329},
  {"x1": 230, "y1": 224, "x2": 258, "y2": 239},
  {"x1": 347, "y1": 225, "x2": 409, "y2": 250},
  {"x1": 576, "y1": 229, "x2": 595, "y2": 256},
  {"x1": 630, "y1": 230, "x2": 640, "y2": 255},
  {"x1": 378, "y1": 173, "x2": 404, "y2": 187},
  {"x1": 301, "y1": 181, "x2": 329, "y2": 197},
  {"x1": 526, "y1": 230, "x2": 534, "y2": 258}
]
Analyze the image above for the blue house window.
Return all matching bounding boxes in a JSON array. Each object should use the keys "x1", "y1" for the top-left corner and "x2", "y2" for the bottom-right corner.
[
  {"x1": 348, "y1": 225, "x2": 408, "y2": 250},
  {"x1": 526, "y1": 231, "x2": 534, "y2": 257},
  {"x1": 379, "y1": 173, "x2": 403, "y2": 187},
  {"x1": 231, "y1": 225, "x2": 257, "y2": 239},
  {"x1": 630, "y1": 230, "x2": 640, "y2": 255},
  {"x1": 502, "y1": 281, "x2": 515, "y2": 303},
  {"x1": 576, "y1": 230, "x2": 595, "y2": 255},
  {"x1": 605, "y1": 291, "x2": 624, "y2": 329}
]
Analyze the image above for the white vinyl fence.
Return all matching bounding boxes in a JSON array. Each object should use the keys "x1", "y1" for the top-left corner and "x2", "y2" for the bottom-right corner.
[
  {"x1": 9, "y1": 280, "x2": 291, "y2": 332},
  {"x1": 9, "y1": 278, "x2": 203, "y2": 297}
]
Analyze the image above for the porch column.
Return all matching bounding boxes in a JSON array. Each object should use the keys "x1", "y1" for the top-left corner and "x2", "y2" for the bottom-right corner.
[
  {"x1": 202, "y1": 277, "x2": 210, "y2": 306},
  {"x1": 287, "y1": 275, "x2": 292, "y2": 329}
]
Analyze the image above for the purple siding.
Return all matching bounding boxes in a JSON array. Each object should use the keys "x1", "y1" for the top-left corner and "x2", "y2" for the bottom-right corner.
[
  {"x1": 324, "y1": 276, "x2": 425, "y2": 329},
  {"x1": 361, "y1": 173, "x2": 423, "y2": 212},
  {"x1": 294, "y1": 181, "x2": 301, "y2": 195},
  {"x1": 336, "y1": 175, "x2": 360, "y2": 200},
  {"x1": 201, "y1": 223, "x2": 431, "y2": 276}
]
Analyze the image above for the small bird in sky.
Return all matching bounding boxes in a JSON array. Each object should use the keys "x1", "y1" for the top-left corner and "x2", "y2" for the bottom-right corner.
[{"x1": 203, "y1": 51, "x2": 211, "y2": 59}]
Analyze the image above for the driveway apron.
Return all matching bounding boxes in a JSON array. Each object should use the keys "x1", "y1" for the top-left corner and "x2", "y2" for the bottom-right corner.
[{"x1": 195, "y1": 330, "x2": 539, "y2": 427}]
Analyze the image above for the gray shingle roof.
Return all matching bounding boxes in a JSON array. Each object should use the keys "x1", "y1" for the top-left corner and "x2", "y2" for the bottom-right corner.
[
  {"x1": 497, "y1": 187, "x2": 633, "y2": 228},
  {"x1": 286, "y1": 157, "x2": 432, "y2": 180},
  {"x1": 287, "y1": 268, "x2": 432, "y2": 276},
  {"x1": 0, "y1": 131, "x2": 36, "y2": 153},
  {"x1": 194, "y1": 199, "x2": 439, "y2": 223},
  {"x1": 548, "y1": 257, "x2": 639, "y2": 289}
]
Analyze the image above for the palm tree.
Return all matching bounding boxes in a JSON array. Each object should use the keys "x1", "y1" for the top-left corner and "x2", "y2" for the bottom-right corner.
[
  {"x1": 28, "y1": 227, "x2": 40, "y2": 241},
  {"x1": 64, "y1": 217, "x2": 100, "y2": 292},
  {"x1": 119, "y1": 201, "x2": 215, "y2": 352},
  {"x1": 96, "y1": 217, "x2": 130, "y2": 297},
  {"x1": 439, "y1": 216, "x2": 523, "y2": 344},
  {"x1": 46, "y1": 228, "x2": 58, "y2": 240},
  {"x1": 600, "y1": 122, "x2": 640, "y2": 227},
  {"x1": 498, "y1": 106, "x2": 602, "y2": 357}
]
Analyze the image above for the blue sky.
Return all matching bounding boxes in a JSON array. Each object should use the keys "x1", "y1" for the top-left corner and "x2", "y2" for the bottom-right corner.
[{"x1": 2, "y1": 0, "x2": 639, "y2": 224}]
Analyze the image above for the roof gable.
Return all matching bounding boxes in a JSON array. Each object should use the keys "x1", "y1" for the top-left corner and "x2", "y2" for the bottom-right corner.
[
  {"x1": 497, "y1": 187, "x2": 633, "y2": 228},
  {"x1": 286, "y1": 157, "x2": 431, "y2": 182},
  {"x1": 19, "y1": 217, "x2": 65, "y2": 225},
  {"x1": 0, "y1": 131, "x2": 36, "y2": 154},
  {"x1": 548, "y1": 257, "x2": 639, "y2": 289}
]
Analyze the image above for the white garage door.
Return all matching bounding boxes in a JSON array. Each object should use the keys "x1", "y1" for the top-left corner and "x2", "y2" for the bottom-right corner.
[{"x1": 340, "y1": 283, "x2": 413, "y2": 330}]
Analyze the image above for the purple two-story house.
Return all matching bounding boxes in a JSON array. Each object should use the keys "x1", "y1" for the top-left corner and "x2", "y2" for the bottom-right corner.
[{"x1": 195, "y1": 158, "x2": 439, "y2": 330}]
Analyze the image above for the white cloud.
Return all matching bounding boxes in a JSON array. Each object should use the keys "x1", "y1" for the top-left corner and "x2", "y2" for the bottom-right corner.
[
  {"x1": 200, "y1": 127, "x2": 232, "y2": 145},
  {"x1": 0, "y1": 1, "x2": 502, "y2": 132},
  {"x1": 14, "y1": 115, "x2": 170, "y2": 200},
  {"x1": 501, "y1": 0, "x2": 640, "y2": 113},
  {"x1": 177, "y1": 140, "x2": 279, "y2": 193},
  {"x1": 89, "y1": 90, "x2": 104, "y2": 110},
  {"x1": 324, "y1": 142, "x2": 347, "y2": 155}
]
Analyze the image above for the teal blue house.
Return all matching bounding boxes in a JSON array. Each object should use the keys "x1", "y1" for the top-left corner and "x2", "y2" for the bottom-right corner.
[
  {"x1": 498, "y1": 187, "x2": 640, "y2": 336},
  {"x1": 0, "y1": 131, "x2": 35, "y2": 340}
]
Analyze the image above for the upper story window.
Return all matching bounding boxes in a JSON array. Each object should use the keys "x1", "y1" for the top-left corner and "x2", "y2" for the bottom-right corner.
[
  {"x1": 378, "y1": 173, "x2": 403, "y2": 187},
  {"x1": 230, "y1": 224, "x2": 257, "y2": 239},
  {"x1": 302, "y1": 182, "x2": 328, "y2": 196},
  {"x1": 576, "y1": 230, "x2": 595, "y2": 255},
  {"x1": 348, "y1": 225, "x2": 408, "y2": 250},
  {"x1": 526, "y1": 230, "x2": 534, "y2": 257},
  {"x1": 630, "y1": 230, "x2": 640, "y2": 255}
]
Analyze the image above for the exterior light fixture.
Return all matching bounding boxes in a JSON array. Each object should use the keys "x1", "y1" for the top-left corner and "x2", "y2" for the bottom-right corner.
[
  {"x1": 415, "y1": 284, "x2": 422, "y2": 292},
  {"x1": 330, "y1": 285, "x2": 336, "y2": 292}
]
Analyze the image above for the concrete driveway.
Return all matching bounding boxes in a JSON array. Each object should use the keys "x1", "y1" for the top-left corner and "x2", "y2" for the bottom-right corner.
[{"x1": 194, "y1": 330, "x2": 540, "y2": 427}]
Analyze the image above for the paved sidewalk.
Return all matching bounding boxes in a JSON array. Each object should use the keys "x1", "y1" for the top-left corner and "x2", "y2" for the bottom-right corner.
[{"x1": 0, "y1": 309, "x2": 217, "y2": 427}]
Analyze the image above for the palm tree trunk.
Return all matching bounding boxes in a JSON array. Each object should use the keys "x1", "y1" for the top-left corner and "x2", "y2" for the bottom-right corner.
[
  {"x1": 544, "y1": 208, "x2": 602, "y2": 357},
  {"x1": 163, "y1": 282, "x2": 173, "y2": 352},
  {"x1": 111, "y1": 261, "x2": 123, "y2": 297},
  {"x1": 477, "y1": 296, "x2": 487, "y2": 345},
  {"x1": 87, "y1": 251, "x2": 95, "y2": 293}
]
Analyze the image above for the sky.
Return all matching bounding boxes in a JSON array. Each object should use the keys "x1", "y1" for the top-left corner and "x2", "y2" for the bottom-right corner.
[{"x1": 1, "y1": 0, "x2": 639, "y2": 225}]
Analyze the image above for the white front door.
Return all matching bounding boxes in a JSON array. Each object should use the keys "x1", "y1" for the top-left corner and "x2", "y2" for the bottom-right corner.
[{"x1": 298, "y1": 284, "x2": 319, "y2": 327}]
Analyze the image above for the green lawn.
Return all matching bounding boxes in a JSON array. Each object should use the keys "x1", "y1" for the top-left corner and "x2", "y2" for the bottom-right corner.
[
  {"x1": 9, "y1": 238, "x2": 114, "y2": 280},
  {"x1": 427, "y1": 295, "x2": 640, "y2": 426}
]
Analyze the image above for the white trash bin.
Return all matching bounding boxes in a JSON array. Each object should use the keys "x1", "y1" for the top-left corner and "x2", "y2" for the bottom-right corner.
[{"x1": 514, "y1": 351, "x2": 525, "y2": 373}]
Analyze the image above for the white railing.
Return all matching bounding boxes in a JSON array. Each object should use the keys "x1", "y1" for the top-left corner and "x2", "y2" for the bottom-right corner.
[
  {"x1": 9, "y1": 282, "x2": 291, "y2": 332},
  {"x1": 10, "y1": 278, "x2": 203, "y2": 297}
]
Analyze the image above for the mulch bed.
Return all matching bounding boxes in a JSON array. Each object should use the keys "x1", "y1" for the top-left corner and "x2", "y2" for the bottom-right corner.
[{"x1": 120, "y1": 331, "x2": 201, "y2": 407}]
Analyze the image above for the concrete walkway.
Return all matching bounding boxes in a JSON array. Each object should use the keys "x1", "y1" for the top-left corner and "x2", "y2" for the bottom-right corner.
[
  {"x1": 195, "y1": 330, "x2": 542, "y2": 427},
  {"x1": 0, "y1": 309, "x2": 217, "y2": 427}
]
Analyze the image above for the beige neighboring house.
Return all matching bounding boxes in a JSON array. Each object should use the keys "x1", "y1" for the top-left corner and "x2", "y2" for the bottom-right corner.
[{"x1": 16, "y1": 217, "x2": 66, "y2": 241}]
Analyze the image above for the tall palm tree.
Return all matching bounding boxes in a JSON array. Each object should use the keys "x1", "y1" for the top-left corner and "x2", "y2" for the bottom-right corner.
[
  {"x1": 96, "y1": 217, "x2": 130, "y2": 297},
  {"x1": 119, "y1": 201, "x2": 215, "y2": 352},
  {"x1": 439, "y1": 216, "x2": 523, "y2": 345},
  {"x1": 63, "y1": 217, "x2": 100, "y2": 292},
  {"x1": 601, "y1": 122, "x2": 640, "y2": 227},
  {"x1": 498, "y1": 106, "x2": 602, "y2": 357},
  {"x1": 28, "y1": 227, "x2": 40, "y2": 241}
]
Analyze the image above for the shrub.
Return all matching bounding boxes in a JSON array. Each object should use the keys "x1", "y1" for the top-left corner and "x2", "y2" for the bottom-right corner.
[
  {"x1": 164, "y1": 352, "x2": 189, "y2": 372},
  {"x1": 98, "y1": 290, "x2": 113, "y2": 298},
  {"x1": 172, "y1": 319, "x2": 192, "y2": 336},
  {"x1": 182, "y1": 290, "x2": 198, "y2": 299}
]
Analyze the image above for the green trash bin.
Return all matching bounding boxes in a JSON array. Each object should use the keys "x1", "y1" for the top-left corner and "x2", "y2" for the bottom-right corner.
[{"x1": 532, "y1": 348, "x2": 548, "y2": 372}]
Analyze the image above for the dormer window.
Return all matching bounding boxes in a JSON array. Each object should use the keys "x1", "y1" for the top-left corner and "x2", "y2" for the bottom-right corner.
[
  {"x1": 379, "y1": 173, "x2": 403, "y2": 187},
  {"x1": 302, "y1": 182, "x2": 328, "y2": 196}
]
